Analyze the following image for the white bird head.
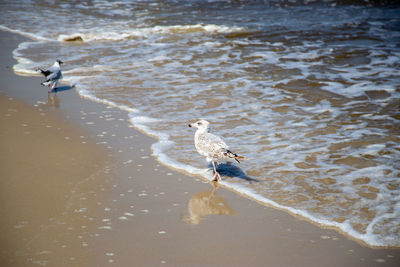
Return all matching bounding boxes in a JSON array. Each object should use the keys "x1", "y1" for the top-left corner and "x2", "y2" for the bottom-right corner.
[
  {"x1": 56, "y1": 59, "x2": 64, "y2": 65},
  {"x1": 188, "y1": 119, "x2": 210, "y2": 132}
]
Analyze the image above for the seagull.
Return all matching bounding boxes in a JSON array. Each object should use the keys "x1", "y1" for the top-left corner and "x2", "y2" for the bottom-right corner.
[
  {"x1": 37, "y1": 59, "x2": 63, "y2": 91},
  {"x1": 188, "y1": 120, "x2": 245, "y2": 181}
]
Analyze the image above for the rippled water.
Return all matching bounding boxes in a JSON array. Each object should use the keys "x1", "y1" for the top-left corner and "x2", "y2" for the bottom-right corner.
[{"x1": 1, "y1": 0, "x2": 399, "y2": 247}]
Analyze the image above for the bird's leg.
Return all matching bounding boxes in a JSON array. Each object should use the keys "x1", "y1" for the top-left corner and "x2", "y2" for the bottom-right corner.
[
  {"x1": 211, "y1": 161, "x2": 221, "y2": 182},
  {"x1": 51, "y1": 81, "x2": 58, "y2": 90}
]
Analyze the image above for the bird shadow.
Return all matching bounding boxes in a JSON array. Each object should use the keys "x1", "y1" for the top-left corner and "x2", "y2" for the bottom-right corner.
[
  {"x1": 49, "y1": 85, "x2": 75, "y2": 93},
  {"x1": 210, "y1": 162, "x2": 259, "y2": 183}
]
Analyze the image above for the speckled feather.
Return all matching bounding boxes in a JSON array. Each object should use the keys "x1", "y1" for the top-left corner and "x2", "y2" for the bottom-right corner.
[{"x1": 194, "y1": 130, "x2": 230, "y2": 161}]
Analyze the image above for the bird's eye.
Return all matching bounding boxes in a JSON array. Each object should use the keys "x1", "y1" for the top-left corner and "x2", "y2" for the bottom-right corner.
[{"x1": 197, "y1": 122, "x2": 202, "y2": 125}]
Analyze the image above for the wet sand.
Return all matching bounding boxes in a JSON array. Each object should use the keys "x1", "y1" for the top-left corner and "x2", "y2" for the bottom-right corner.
[
  {"x1": 1, "y1": 30, "x2": 399, "y2": 266},
  {"x1": 0, "y1": 92, "x2": 112, "y2": 267}
]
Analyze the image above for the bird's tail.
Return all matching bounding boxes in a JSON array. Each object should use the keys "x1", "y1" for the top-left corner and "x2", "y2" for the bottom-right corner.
[
  {"x1": 224, "y1": 150, "x2": 247, "y2": 163},
  {"x1": 35, "y1": 67, "x2": 49, "y2": 77},
  {"x1": 35, "y1": 67, "x2": 44, "y2": 74}
]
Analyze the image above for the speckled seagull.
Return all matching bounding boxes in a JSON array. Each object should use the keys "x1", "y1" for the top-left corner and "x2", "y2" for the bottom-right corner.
[
  {"x1": 188, "y1": 120, "x2": 246, "y2": 181},
  {"x1": 37, "y1": 59, "x2": 63, "y2": 91}
]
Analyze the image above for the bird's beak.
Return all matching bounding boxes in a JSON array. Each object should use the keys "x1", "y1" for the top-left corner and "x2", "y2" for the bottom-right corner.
[{"x1": 59, "y1": 60, "x2": 64, "y2": 64}]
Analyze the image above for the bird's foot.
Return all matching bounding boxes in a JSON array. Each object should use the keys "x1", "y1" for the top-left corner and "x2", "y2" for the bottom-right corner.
[{"x1": 213, "y1": 172, "x2": 221, "y2": 182}]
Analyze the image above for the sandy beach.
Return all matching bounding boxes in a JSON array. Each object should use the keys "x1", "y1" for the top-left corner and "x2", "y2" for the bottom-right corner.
[{"x1": 1, "y1": 30, "x2": 399, "y2": 267}]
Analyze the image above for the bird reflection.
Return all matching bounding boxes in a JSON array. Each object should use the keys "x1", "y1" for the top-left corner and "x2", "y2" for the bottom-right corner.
[
  {"x1": 183, "y1": 182, "x2": 234, "y2": 224},
  {"x1": 44, "y1": 85, "x2": 74, "y2": 108},
  {"x1": 47, "y1": 92, "x2": 60, "y2": 108}
]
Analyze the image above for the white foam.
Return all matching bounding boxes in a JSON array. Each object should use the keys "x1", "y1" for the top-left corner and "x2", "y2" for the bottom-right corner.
[
  {"x1": 12, "y1": 42, "x2": 44, "y2": 76},
  {"x1": 58, "y1": 31, "x2": 137, "y2": 42},
  {"x1": 151, "y1": 24, "x2": 246, "y2": 35},
  {"x1": 56, "y1": 24, "x2": 246, "y2": 43},
  {"x1": 65, "y1": 65, "x2": 118, "y2": 75},
  {"x1": 0, "y1": 25, "x2": 51, "y2": 41},
  {"x1": 221, "y1": 180, "x2": 398, "y2": 247},
  {"x1": 147, "y1": 55, "x2": 170, "y2": 62},
  {"x1": 73, "y1": 85, "x2": 139, "y2": 114}
]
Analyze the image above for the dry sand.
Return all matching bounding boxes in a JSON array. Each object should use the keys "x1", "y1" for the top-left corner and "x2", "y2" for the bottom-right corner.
[{"x1": 0, "y1": 30, "x2": 399, "y2": 267}]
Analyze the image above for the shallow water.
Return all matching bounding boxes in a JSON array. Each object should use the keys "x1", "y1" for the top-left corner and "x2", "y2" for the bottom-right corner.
[{"x1": 1, "y1": 0, "x2": 399, "y2": 247}]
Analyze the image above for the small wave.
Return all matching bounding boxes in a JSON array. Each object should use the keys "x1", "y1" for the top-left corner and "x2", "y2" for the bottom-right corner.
[
  {"x1": 65, "y1": 65, "x2": 118, "y2": 75},
  {"x1": 0, "y1": 25, "x2": 51, "y2": 42},
  {"x1": 151, "y1": 24, "x2": 246, "y2": 34},
  {"x1": 59, "y1": 34, "x2": 84, "y2": 42},
  {"x1": 12, "y1": 42, "x2": 43, "y2": 76},
  {"x1": 57, "y1": 24, "x2": 246, "y2": 43},
  {"x1": 57, "y1": 32, "x2": 134, "y2": 42},
  {"x1": 74, "y1": 85, "x2": 139, "y2": 114}
]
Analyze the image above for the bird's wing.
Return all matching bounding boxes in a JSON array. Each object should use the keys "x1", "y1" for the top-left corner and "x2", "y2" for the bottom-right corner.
[
  {"x1": 205, "y1": 133, "x2": 228, "y2": 150},
  {"x1": 46, "y1": 69, "x2": 62, "y2": 81},
  {"x1": 39, "y1": 69, "x2": 52, "y2": 77},
  {"x1": 196, "y1": 132, "x2": 229, "y2": 158},
  {"x1": 46, "y1": 64, "x2": 59, "y2": 73}
]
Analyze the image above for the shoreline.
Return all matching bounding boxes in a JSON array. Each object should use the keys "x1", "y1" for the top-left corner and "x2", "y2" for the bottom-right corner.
[{"x1": 1, "y1": 29, "x2": 399, "y2": 266}]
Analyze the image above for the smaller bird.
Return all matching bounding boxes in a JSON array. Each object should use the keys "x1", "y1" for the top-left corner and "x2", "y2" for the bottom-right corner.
[
  {"x1": 188, "y1": 120, "x2": 245, "y2": 181},
  {"x1": 37, "y1": 59, "x2": 63, "y2": 91}
]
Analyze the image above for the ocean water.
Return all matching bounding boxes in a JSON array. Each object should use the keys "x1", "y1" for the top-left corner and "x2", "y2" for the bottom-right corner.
[{"x1": 1, "y1": 0, "x2": 399, "y2": 247}]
